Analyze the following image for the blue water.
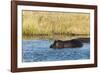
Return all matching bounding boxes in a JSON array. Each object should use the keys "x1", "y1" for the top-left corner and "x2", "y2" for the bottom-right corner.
[{"x1": 22, "y1": 40, "x2": 90, "y2": 62}]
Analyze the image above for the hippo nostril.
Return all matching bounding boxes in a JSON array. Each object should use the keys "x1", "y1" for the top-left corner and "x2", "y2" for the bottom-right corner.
[{"x1": 50, "y1": 45, "x2": 53, "y2": 48}]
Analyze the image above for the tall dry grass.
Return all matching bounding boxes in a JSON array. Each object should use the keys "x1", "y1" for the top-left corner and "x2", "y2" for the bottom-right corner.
[{"x1": 22, "y1": 11, "x2": 90, "y2": 40}]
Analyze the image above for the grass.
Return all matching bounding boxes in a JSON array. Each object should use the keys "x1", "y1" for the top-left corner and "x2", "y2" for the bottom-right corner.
[{"x1": 22, "y1": 10, "x2": 90, "y2": 40}]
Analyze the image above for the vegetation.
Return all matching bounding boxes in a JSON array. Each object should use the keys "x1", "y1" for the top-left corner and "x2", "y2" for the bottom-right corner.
[{"x1": 22, "y1": 11, "x2": 90, "y2": 40}]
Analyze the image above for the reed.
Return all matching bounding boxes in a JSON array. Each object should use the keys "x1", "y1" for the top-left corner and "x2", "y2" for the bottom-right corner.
[{"x1": 22, "y1": 11, "x2": 90, "y2": 40}]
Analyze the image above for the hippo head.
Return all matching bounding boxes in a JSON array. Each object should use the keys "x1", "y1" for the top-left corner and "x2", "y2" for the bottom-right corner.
[
  {"x1": 50, "y1": 40, "x2": 57, "y2": 48},
  {"x1": 50, "y1": 40, "x2": 64, "y2": 49}
]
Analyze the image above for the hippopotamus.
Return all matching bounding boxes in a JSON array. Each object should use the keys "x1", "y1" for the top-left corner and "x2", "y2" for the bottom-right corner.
[{"x1": 50, "y1": 39, "x2": 83, "y2": 49}]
